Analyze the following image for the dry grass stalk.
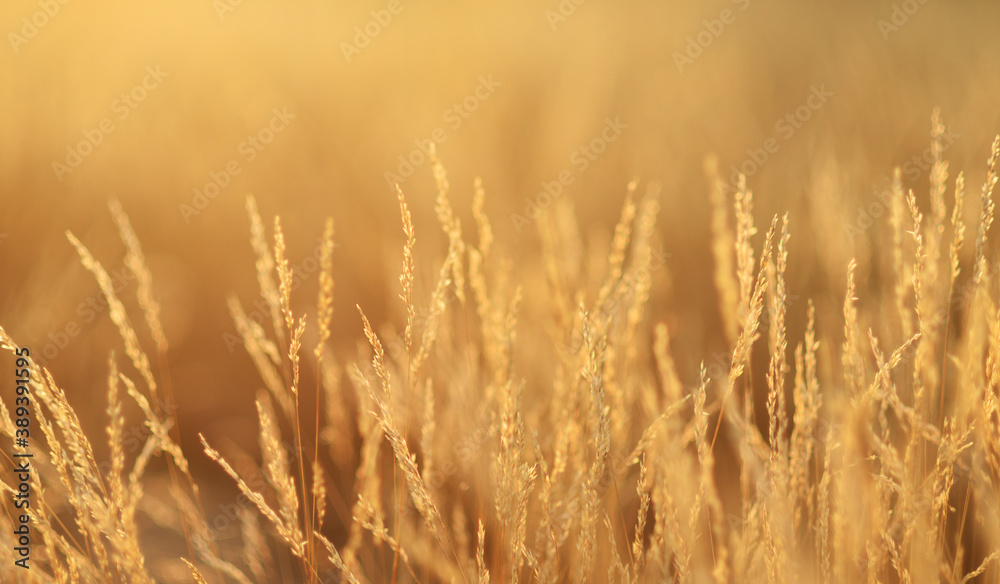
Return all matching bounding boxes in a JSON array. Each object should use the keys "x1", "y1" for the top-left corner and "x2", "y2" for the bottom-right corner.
[
  {"x1": 974, "y1": 136, "x2": 1000, "y2": 284},
  {"x1": 632, "y1": 456, "x2": 650, "y2": 576},
  {"x1": 201, "y1": 435, "x2": 308, "y2": 558},
  {"x1": 421, "y1": 379, "x2": 436, "y2": 487},
  {"x1": 706, "y1": 156, "x2": 741, "y2": 345},
  {"x1": 734, "y1": 174, "x2": 758, "y2": 325},
  {"x1": 246, "y1": 194, "x2": 287, "y2": 348},
  {"x1": 240, "y1": 505, "x2": 271, "y2": 582},
  {"x1": 273, "y1": 216, "x2": 296, "y2": 337},
  {"x1": 693, "y1": 364, "x2": 730, "y2": 584},
  {"x1": 594, "y1": 180, "x2": 637, "y2": 313},
  {"x1": 66, "y1": 231, "x2": 158, "y2": 401},
  {"x1": 228, "y1": 294, "x2": 292, "y2": 416},
  {"x1": 789, "y1": 302, "x2": 820, "y2": 529},
  {"x1": 357, "y1": 307, "x2": 456, "y2": 567},
  {"x1": 315, "y1": 217, "x2": 336, "y2": 361},
  {"x1": 710, "y1": 215, "x2": 776, "y2": 453},
  {"x1": 257, "y1": 392, "x2": 305, "y2": 549},
  {"x1": 397, "y1": 183, "x2": 418, "y2": 353},
  {"x1": 410, "y1": 243, "x2": 460, "y2": 381},
  {"x1": 842, "y1": 259, "x2": 866, "y2": 397},
  {"x1": 576, "y1": 306, "x2": 612, "y2": 582},
  {"x1": 891, "y1": 168, "x2": 914, "y2": 340},
  {"x1": 182, "y1": 558, "x2": 210, "y2": 584},
  {"x1": 653, "y1": 322, "x2": 684, "y2": 406},
  {"x1": 316, "y1": 532, "x2": 363, "y2": 584},
  {"x1": 764, "y1": 214, "x2": 791, "y2": 584},
  {"x1": 477, "y1": 520, "x2": 490, "y2": 584},
  {"x1": 494, "y1": 373, "x2": 536, "y2": 584},
  {"x1": 950, "y1": 172, "x2": 968, "y2": 285},
  {"x1": 430, "y1": 145, "x2": 466, "y2": 305},
  {"x1": 108, "y1": 199, "x2": 168, "y2": 355}
]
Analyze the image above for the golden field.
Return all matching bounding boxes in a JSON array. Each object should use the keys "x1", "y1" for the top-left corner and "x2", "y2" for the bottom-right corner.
[{"x1": 2, "y1": 0, "x2": 1000, "y2": 582}]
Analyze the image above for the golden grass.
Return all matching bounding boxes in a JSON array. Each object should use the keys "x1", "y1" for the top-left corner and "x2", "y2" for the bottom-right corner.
[{"x1": 3, "y1": 118, "x2": 1000, "y2": 584}]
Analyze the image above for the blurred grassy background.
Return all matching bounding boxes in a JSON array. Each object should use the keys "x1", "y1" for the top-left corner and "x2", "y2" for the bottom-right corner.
[{"x1": 2, "y1": 0, "x2": 1000, "y2": 514}]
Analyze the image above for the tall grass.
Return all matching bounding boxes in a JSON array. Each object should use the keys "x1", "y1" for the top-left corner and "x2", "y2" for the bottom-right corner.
[{"x1": 2, "y1": 119, "x2": 1000, "y2": 584}]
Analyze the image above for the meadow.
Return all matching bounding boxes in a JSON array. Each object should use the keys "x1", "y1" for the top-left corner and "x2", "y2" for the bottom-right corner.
[{"x1": 2, "y1": 0, "x2": 1000, "y2": 582}]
